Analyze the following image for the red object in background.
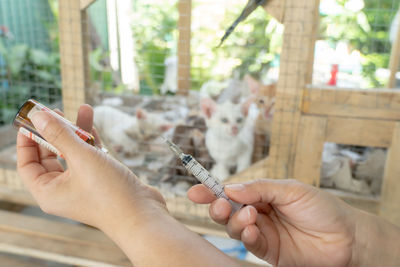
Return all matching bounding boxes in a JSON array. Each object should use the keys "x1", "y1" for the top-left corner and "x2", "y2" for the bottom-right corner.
[{"x1": 328, "y1": 64, "x2": 339, "y2": 86}]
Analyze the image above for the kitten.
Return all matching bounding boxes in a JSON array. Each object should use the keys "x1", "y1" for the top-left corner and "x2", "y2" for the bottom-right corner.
[
  {"x1": 321, "y1": 143, "x2": 371, "y2": 195},
  {"x1": 201, "y1": 98, "x2": 254, "y2": 181},
  {"x1": 245, "y1": 75, "x2": 276, "y2": 162},
  {"x1": 354, "y1": 148, "x2": 386, "y2": 195},
  {"x1": 94, "y1": 106, "x2": 172, "y2": 156}
]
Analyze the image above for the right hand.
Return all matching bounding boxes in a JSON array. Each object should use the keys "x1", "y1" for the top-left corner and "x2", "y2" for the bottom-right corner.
[
  {"x1": 188, "y1": 179, "x2": 357, "y2": 267},
  {"x1": 17, "y1": 105, "x2": 166, "y2": 232}
]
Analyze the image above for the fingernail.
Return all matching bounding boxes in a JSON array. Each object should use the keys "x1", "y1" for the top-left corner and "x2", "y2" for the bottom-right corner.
[
  {"x1": 225, "y1": 184, "x2": 245, "y2": 191},
  {"x1": 212, "y1": 203, "x2": 223, "y2": 217},
  {"x1": 238, "y1": 207, "x2": 251, "y2": 223},
  {"x1": 31, "y1": 112, "x2": 50, "y2": 132},
  {"x1": 243, "y1": 226, "x2": 251, "y2": 238}
]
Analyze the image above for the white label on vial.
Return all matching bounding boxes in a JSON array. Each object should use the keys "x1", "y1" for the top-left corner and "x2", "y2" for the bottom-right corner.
[{"x1": 19, "y1": 127, "x2": 63, "y2": 158}]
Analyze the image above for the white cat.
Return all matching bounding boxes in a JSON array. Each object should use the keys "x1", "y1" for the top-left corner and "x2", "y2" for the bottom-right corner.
[
  {"x1": 321, "y1": 143, "x2": 371, "y2": 195},
  {"x1": 94, "y1": 106, "x2": 172, "y2": 156},
  {"x1": 201, "y1": 98, "x2": 254, "y2": 181}
]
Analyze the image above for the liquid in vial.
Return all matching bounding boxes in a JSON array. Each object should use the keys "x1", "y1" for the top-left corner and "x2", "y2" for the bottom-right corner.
[{"x1": 13, "y1": 99, "x2": 96, "y2": 156}]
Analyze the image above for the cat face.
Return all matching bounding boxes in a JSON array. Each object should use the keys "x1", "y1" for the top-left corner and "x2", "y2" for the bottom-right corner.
[
  {"x1": 201, "y1": 98, "x2": 249, "y2": 137},
  {"x1": 126, "y1": 109, "x2": 173, "y2": 141},
  {"x1": 245, "y1": 74, "x2": 276, "y2": 119}
]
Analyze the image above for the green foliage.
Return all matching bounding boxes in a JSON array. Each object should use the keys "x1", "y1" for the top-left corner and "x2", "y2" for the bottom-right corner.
[
  {"x1": 320, "y1": 0, "x2": 396, "y2": 88},
  {"x1": 196, "y1": 7, "x2": 281, "y2": 84},
  {"x1": 132, "y1": 2, "x2": 281, "y2": 93},
  {"x1": 0, "y1": 39, "x2": 61, "y2": 125},
  {"x1": 89, "y1": 48, "x2": 119, "y2": 92},
  {"x1": 132, "y1": 2, "x2": 178, "y2": 94}
]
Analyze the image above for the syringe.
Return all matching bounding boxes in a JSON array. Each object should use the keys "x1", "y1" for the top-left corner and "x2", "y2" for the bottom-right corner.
[{"x1": 163, "y1": 138, "x2": 243, "y2": 215}]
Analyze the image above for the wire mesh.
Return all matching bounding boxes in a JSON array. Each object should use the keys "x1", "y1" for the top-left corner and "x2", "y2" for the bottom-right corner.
[{"x1": 0, "y1": 0, "x2": 398, "y2": 218}]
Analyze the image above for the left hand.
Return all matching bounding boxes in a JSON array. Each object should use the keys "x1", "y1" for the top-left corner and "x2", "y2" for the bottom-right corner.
[{"x1": 17, "y1": 104, "x2": 166, "y2": 232}]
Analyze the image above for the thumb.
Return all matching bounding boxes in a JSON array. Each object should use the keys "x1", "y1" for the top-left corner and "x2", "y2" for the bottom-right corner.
[
  {"x1": 225, "y1": 179, "x2": 315, "y2": 206},
  {"x1": 31, "y1": 111, "x2": 87, "y2": 158}
]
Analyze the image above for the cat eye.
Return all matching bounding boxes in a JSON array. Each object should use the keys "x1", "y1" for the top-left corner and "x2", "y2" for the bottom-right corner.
[
  {"x1": 221, "y1": 118, "x2": 228, "y2": 123},
  {"x1": 236, "y1": 118, "x2": 243, "y2": 123}
]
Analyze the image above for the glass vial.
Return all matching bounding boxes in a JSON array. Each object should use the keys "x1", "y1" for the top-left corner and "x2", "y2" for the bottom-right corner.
[{"x1": 13, "y1": 99, "x2": 96, "y2": 146}]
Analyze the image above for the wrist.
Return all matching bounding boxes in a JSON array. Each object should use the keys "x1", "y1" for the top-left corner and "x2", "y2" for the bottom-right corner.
[{"x1": 351, "y1": 209, "x2": 400, "y2": 266}]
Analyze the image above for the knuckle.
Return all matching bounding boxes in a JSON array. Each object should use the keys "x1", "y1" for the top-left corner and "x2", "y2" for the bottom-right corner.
[{"x1": 45, "y1": 120, "x2": 71, "y2": 145}]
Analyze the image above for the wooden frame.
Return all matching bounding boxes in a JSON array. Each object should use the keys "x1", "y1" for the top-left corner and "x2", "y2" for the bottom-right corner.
[
  {"x1": 177, "y1": 0, "x2": 192, "y2": 94},
  {"x1": 1, "y1": 0, "x2": 400, "y2": 261}
]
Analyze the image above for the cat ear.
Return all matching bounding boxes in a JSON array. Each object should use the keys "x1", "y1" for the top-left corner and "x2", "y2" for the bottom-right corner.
[
  {"x1": 159, "y1": 124, "x2": 173, "y2": 132},
  {"x1": 200, "y1": 98, "x2": 217, "y2": 119},
  {"x1": 136, "y1": 108, "x2": 147, "y2": 120},
  {"x1": 244, "y1": 74, "x2": 260, "y2": 95},
  {"x1": 241, "y1": 97, "x2": 254, "y2": 116}
]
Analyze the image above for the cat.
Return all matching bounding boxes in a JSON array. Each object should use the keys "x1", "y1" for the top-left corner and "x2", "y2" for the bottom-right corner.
[
  {"x1": 245, "y1": 75, "x2": 276, "y2": 162},
  {"x1": 321, "y1": 143, "x2": 371, "y2": 195},
  {"x1": 93, "y1": 106, "x2": 173, "y2": 156},
  {"x1": 201, "y1": 98, "x2": 254, "y2": 181},
  {"x1": 354, "y1": 148, "x2": 386, "y2": 195}
]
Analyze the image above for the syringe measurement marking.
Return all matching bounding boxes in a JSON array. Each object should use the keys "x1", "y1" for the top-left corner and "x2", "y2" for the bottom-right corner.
[{"x1": 186, "y1": 160, "x2": 225, "y2": 197}]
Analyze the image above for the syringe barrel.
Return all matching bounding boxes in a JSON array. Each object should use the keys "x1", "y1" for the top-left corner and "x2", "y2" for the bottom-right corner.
[{"x1": 182, "y1": 155, "x2": 243, "y2": 214}]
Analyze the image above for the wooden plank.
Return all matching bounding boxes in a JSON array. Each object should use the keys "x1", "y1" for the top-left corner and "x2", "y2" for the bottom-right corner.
[
  {"x1": 388, "y1": 9, "x2": 400, "y2": 88},
  {"x1": 177, "y1": 0, "x2": 191, "y2": 94},
  {"x1": 293, "y1": 116, "x2": 326, "y2": 186},
  {"x1": 81, "y1": 0, "x2": 97, "y2": 10},
  {"x1": 302, "y1": 86, "x2": 400, "y2": 120},
  {"x1": 267, "y1": 0, "x2": 320, "y2": 179},
  {"x1": 380, "y1": 122, "x2": 400, "y2": 226},
  {"x1": 0, "y1": 253, "x2": 50, "y2": 267},
  {"x1": 325, "y1": 117, "x2": 394, "y2": 148},
  {"x1": 0, "y1": 210, "x2": 131, "y2": 266},
  {"x1": 263, "y1": 0, "x2": 285, "y2": 23},
  {"x1": 59, "y1": 0, "x2": 90, "y2": 121},
  {"x1": 0, "y1": 186, "x2": 35, "y2": 206}
]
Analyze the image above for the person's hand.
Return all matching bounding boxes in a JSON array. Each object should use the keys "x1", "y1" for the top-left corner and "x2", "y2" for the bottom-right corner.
[
  {"x1": 17, "y1": 105, "x2": 166, "y2": 232},
  {"x1": 188, "y1": 179, "x2": 357, "y2": 266}
]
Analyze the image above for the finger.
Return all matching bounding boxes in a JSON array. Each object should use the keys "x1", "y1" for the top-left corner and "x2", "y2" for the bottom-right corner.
[
  {"x1": 37, "y1": 108, "x2": 64, "y2": 160},
  {"x1": 187, "y1": 184, "x2": 217, "y2": 204},
  {"x1": 209, "y1": 198, "x2": 231, "y2": 225},
  {"x1": 242, "y1": 213, "x2": 279, "y2": 265},
  {"x1": 31, "y1": 111, "x2": 89, "y2": 160},
  {"x1": 17, "y1": 132, "x2": 47, "y2": 188},
  {"x1": 225, "y1": 205, "x2": 257, "y2": 239},
  {"x1": 225, "y1": 179, "x2": 315, "y2": 206},
  {"x1": 40, "y1": 157, "x2": 64, "y2": 173},
  {"x1": 76, "y1": 104, "x2": 94, "y2": 132}
]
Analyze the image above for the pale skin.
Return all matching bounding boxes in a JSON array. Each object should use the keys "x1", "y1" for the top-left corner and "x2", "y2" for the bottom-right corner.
[{"x1": 17, "y1": 105, "x2": 400, "y2": 267}]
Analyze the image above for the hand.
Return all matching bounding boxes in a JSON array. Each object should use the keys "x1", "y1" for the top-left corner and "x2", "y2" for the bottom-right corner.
[
  {"x1": 17, "y1": 105, "x2": 166, "y2": 232},
  {"x1": 188, "y1": 179, "x2": 356, "y2": 266}
]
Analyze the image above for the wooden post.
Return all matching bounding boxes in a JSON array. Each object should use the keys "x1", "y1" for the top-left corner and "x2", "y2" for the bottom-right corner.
[
  {"x1": 177, "y1": 0, "x2": 191, "y2": 94},
  {"x1": 388, "y1": 10, "x2": 400, "y2": 88},
  {"x1": 293, "y1": 116, "x2": 327, "y2": 186},
  {"x1": 380, "y1": 122, "x2": 400, "y2": 226},
  {"x1": 59, "y1": 0, "x2": 91, "y2": 121},
  {"x1": 263, "y1": 0, "x2": 286, "y2": 23},
  {"x1": 267, "y1": 0, "x2": 320, "y2": 179}
]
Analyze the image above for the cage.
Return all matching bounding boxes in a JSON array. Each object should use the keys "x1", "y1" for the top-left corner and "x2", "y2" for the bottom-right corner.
[{"x1": 1, "y1": 0, "x2": 400, "y2": 234}]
